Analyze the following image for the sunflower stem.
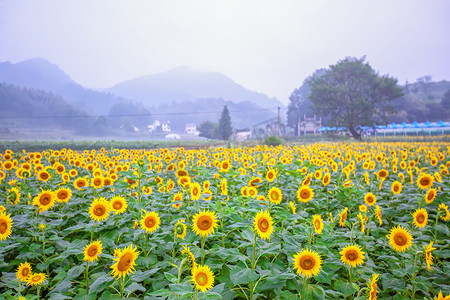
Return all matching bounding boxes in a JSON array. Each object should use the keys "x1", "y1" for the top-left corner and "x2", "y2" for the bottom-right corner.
[
  {"x1": 85, "y1": 261, "x2": 89, "y2": 295},
  {"x1": 411, "y1": 248, "x2": 420, "y2": 300},
  {"x1": 433, "y1": 211, "x2": 440, "y2": 243},
  {"x1": 201, "y1": 236, "x2": 206, "y2": 265},
  {"x1": 355, "y1": 287, "x2": 368, "y2": 299},
  {"x1": 302, "y1": 276, "x2": 307, "y2": 300},
  {"x1": 144, "y1": 233, "x2": 149, "y2": 257},
  {"x1": 172, "y1": 232, "x2": 176, "y2": 263},
  {"x1": 348, "y1": 266, "x2": 353, "y2": 283}
]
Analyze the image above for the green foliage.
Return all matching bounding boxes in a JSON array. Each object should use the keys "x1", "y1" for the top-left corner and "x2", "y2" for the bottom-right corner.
[
  {"x1": 198, "y1": 121, "x2": 219, "y2": 139},
  {"x1": 218, "y1": 105, "x2": 233, "y2": 140},
  {"x1": 264, "y1": 135, "x2": 284, "y2": 146},
  {"x1": 307, "y1": 57, "x2": 403, "y2": 140}
]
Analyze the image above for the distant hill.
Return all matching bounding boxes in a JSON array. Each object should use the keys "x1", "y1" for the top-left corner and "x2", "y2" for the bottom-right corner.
[
  {"x1": 391, "y1": 80, "x2": 450, "y2": 122},
  {"x1": 0, "y1": 58, "x2": 126, "y2": 115},
  {"x1": 108, "y1": 66, "x2": 284, "y2": 109},
  {"x1": 0, "y1": 82, "x2": 89, "y2": 132}
]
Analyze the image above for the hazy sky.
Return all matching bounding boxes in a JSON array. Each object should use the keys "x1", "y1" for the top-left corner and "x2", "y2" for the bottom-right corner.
[{"x1": 1, "y1": 0, "x2": 449, "y2": 104}]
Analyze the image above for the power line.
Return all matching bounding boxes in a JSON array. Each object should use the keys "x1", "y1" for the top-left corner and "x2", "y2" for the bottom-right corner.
[{"x1": 0, "y1": 107, "x2": 277, "y2": 119}]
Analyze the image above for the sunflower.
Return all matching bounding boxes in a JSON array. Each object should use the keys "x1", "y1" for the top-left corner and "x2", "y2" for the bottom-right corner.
[
  {"x1": 192, "y1": 264, "x2": 215, "y2": 293},
  {"x1": 26, "y1": 272, "x2": 47, "y2": 286},
  {"x1": 91, "y1": 176, "x2": 104, "y2": 189},
  {"x1": 424, "y1": 188, "x2": 437, "y2": 204},
  {"x1": 364, "y1": 192, "x2": 376, "y2": 206},
  {"x1": 312, "y1": 214, "x2": 323, "y2": 234},
  {"x1": 367, "y1": 273, "x2": 379, "y2": 300},
  {"x1": 182, "y1": 245, "x2": 196, "y2": 269},
  {"x1": 391, "y1": 181, "x2": 402, "y2": 195},
  {"x1": 302, "y1": 174, "x2": 313, "y2": 186},
  {"x1": 322, "y1": 173, "x2": 330, "y2": 186},
  {"x1": 424, "y1": 241, "x2": 436, "y2": 270},
  {"x1": 174, "y1": 219, "x2": 187, "y2": 239},
  {"x1": 7, "y1": 187, "x2": 20, "y2": 205},
  {"x1": 220, "y1": 160, "x2": 231, "y2": 173},
  {"x1": 248, "y1": 176, "x2": 262, "y2": 187},
  {"x1": 412, "y1": 208, "x2": 428, "y2": 228},
  {"x1": 16, "y1": 262, "x2": 32, "y2": 282},
  {"x1": 266, "y1": 169, "x2": 276, "y2": 182},
  {"x1": 110, "y1": 244, "x2": 140, "y2": 279},
  {"x1": 190, "y1": 182, "x2": 202, "y2": 200},
  {"x1": 37, "y1": 170, "x2": 51, "y2": 182},
  {"x1": 434, "y1": 291, "x2": 450, "y2": 300},
  {"x1": 340, "y1": 244, "x2": 365, "y2": 267},
  {"x1": 297, "y1": 185, "x2": 314, "y2": 203},
  {"x1": 387, "y1": 225, "x2": 413, "y2": 252},
  {"x1": 192, "y1": 210, "x2": 218, "y2": 237},
  {"x1": 438, "y1": 203, "x2": 450, "y2": 221},
  {"x1": 54, "y1": 187, "x2": 72, "y2": 203},
  {"x1": 292, "y1": 248, "x2": 322, "y2": 278},
  {"x1": 267, "y1": 187, "x2": 282, "y2": 205},
  {"x1": 339, "y1": 207, "x2": 348, "y2": 227},
  {"x1": 140, "y1": 211, "x2": 161, "y2": 233},
  {"x1": 110, "y1": 196, "x2": 127, "y2": 214},
  {"x1": 254, "y1": 210, "x2": 274, "y2": 240},
  {"x1": 220, "y1": 178, "x2": 228, "y2": 195},
  {"x1": 378, "y1": 169, "x2": 388, "y2": 179},
  {"x1": 417, "y1": 174, "x2": 434, "y2": 189},
  {"x1": 289, "y1": 201, "x2": 296, "y2": 214},
  {"x1": 73, "y1": 177, "x2": 88, "y2": 190},
  {"x1": 375, "y1": 205, "x2": 382, "y2": 225},
  {"x1": 88, "y1": 197, "x2": 111, "y2": 222},
  {"x1": 172, "y1": 192, "x2": 183, "y2": 209},
  {"x1": 33, "y1": 190, "x2": 56, "y2": 213},
  {"x1": 83, "y1": 240, "x2": 103, "y2": 262}
]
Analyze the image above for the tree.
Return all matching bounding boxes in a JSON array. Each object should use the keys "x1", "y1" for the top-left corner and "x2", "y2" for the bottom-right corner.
[
  {"x1": 442, "y1": 89, "x2": 450, "y2": 111},
  {"x1": 308, "y1": 57, "x2": 403, "y2": 140},
  {"x1": 198, "y1": 121, "x2": 218, "y2": 139},
  {"x1": 287, "y1": 70, "x2": 324, "y2": 135},
  {"x1": 218, "y1": 105, "x2": 233, "y2": 140}
]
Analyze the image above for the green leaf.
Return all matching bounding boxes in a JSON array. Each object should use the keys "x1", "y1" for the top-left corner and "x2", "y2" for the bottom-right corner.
[
  {"x1": 168, "y1": 283, "x2": 194, "y2": 296},
  {"x1": 124, "y1": 282, "x2": 145, "y2": 295},
  {"x1": 164, "y1": 272, "x2": 178, "y2": 284},
  {"x1": 89, "y1": 274, "x2": 114, "y2": 294},
  {"x1": 241, "y1": 228, "x2": 255, "y2": 242},
  {"x1": 334, "y1": 280, "x2": 357, "y2": 298},
  {"x1": 48, "y1": 293, "x2": 73, "y2": 300},
  {"x1": 67, "y1": 265, "x2": 85, "y2": 280},
  {"x1": 230, "y1": 266, "x2": 259, "y2": 286},
  {"x1": 49, "y1": 279, "x2": 72, "y2": 294}
]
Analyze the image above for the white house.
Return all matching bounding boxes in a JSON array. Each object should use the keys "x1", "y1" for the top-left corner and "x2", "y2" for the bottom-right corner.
[{"x1": 185, "y1": 123, "x2": 199, "y2": 135}]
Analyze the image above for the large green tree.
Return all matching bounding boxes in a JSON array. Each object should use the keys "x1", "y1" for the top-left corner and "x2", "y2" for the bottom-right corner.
[
  {"x1": 218, "y1": 105, "x2": 233, "y2": 140},
  {"x1": 198, "y1": 121, "x2": 218, "y2": 139},
  {"x1": 308, "y1": 57, "x2": 403, "y2": 140}
]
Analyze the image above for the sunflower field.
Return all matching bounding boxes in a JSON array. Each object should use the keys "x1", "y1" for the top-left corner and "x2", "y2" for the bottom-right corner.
[{"x1": 0, "y1": 141, "x2": 449, "y2": 300}]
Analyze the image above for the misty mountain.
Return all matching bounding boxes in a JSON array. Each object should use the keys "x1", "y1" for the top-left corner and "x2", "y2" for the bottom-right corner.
[
  {"x1": 0, "y1": 82, "x2": 89, "y2": 131},
  {"x1": 108, "y1": 66, "x2": 284, "y2": 109},
  {"x1": 0, "y1": 58, "x2": 125, "y2": 115}
]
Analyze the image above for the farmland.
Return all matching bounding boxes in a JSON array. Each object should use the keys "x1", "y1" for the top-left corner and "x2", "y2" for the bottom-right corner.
[{"x1": 0, "y1": 140, "x2": 449, "y2": 299}]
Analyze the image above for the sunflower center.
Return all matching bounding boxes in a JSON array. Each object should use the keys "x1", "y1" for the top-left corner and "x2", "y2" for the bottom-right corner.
[
  {"x1": 145, "y1": 217, "x2": 156, "y2": 228},
  {"x1": 22, "y1": 268, "x2": 30, "y2": 277},
  {"x1": 193, "y1": 188, "x2": 199, "y2": 196},
  {"x1": 176, "y1": 225, "x2": 184, "y2": 235},
  {"x1": 58, "y1": 191, "x2": 68, "y2": 199},
  {"x1": 94, "y1": 179, "x2": 102, "y2": 186},
  {"x1": 117, "y1": 252, "x2": 133, "y2": 271},
  {"x1": 40, "y1": 194, "x2": 51, "y2": 205},
  {"x1": 0, "y1": 221, "x2": 8, "y2": 233},
  {"x1": 271, "y1": 192, "x2": 279, "y2": 200},
  {"x1": 301, "y1": 190, "x2": 310, "y2": 199},
  {"x1": 345, "y1": 250, "x2": 358, "y2": 261},
  {"x1": 314, "y1": 220, "x2": 321, "y2": 229},
  {"x1": 417, "y1": 214, "x2": 425, "y2": 223},
  {"x1": 258, "y1": 218, "x2": 269, "y2": 232},
  {"x1": 299, "y1": 255, "x2": 315, "y2": 270},
  {"x1": 427, "y1": 192, "x2": 434, "y2": 200},
  {"x1": 94, "y1": 205, "x2": 106, "y2": 217},
  {"x1": 394, "y1": 233, "x2": 407, "y2": 246},
  {"x1": 197, "y1": 216, "x2": 212, "y2": 231},
  {"x1": 77, "y1": 180, "x2": 85, "y2": 187},
  {"x1": 196, "y1": 272, "x2": 208, "y2": 286},
  {"x1": 40, "y1": 173, "x2": 49, "y2": 180},
  {"x1": 31, "y1": 275, "x2": 40, "y2": 282},
  {"x1": 113, "y1": 201, "x2": 122, "y2": 210},
  {"x1": 420, "y1": 178, "x2": 429, "y2": 186},
  {"x1": 367, "y1": 197, "x2": 374, "y2": 204},
  {"x1": 88, "y1": 246, "x2": 98, "y2": 257}
]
